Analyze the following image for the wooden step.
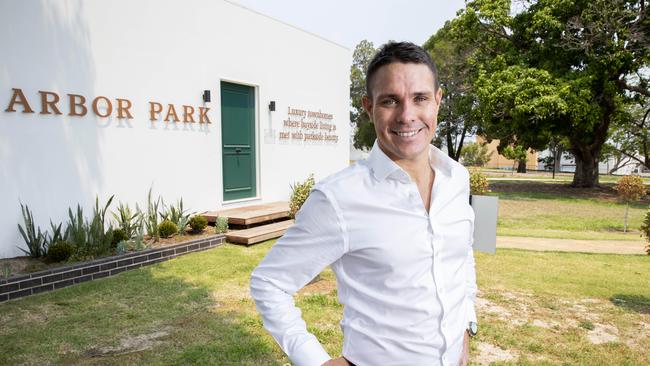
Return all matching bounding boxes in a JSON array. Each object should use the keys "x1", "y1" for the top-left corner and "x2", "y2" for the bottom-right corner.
[
  {"x1": 203, "y1": 201, "x2": 290, "y2": 226},
  {"x1": 226, "y1": 220, "x2": 294, "y2": 245}
]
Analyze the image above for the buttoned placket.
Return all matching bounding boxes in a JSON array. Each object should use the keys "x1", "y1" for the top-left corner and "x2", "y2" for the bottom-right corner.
[{"x1": 429, "y1": 167, "x2": 452, "y2": 366}]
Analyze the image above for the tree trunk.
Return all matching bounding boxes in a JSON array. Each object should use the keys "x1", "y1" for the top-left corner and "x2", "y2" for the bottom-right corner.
[
  {"x1": 571, "y1": 149, "x2": 600, "y2": 187},
  {"x1": 517, "y1": 159, "x2": 527, "y2": 173}
]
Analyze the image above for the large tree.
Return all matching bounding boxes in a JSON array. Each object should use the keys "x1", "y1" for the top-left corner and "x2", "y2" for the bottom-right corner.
[
  {"x1": 607, "y1": 97, "x2": 650, "y2": 170},
  {"x1": 451, "y1": 0, "x2": 650, "y2": 187},
  {"x1": 350, "y1": 40, "x2": 377, "y2": 150},
  {"x1": 424, "y1": 22, "x2": 481, "y2": 161}
]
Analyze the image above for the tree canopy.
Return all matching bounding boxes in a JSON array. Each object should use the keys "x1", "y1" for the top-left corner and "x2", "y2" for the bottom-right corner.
[{"x1": 450, "y1": 0, "x2": 650, "y2": 187}]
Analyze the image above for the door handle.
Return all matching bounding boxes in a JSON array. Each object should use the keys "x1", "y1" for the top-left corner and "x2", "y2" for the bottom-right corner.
[{"x1": 235, "y1": 148, "x2": 242, "y2": 154}]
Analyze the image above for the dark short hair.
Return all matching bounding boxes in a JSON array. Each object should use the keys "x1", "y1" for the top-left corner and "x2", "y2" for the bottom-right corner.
[{"x1": 365, "y1": 41, "x2": 439, "y2": 97}]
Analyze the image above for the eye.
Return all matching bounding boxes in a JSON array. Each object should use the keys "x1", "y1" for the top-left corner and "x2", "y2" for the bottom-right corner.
[
  {"x1": 414, "y1": 95, "x2": 428, "y2": 102},
  {"x1": 380, "y1": 98, "x2": 397, "y2": 106}
]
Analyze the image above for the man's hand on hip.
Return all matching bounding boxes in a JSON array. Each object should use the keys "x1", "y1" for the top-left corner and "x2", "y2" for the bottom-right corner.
[{"x1": 322, "y1": 357, "x2": 350, "y2": 366}]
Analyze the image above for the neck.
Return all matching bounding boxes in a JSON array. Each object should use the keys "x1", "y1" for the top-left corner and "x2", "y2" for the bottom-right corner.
[
  {"x1": 399, "y1": 156, "x2": 432, "y2": 184},
  {"x1": 379, "y1": 143, "x2": 432, "y2": 183}
]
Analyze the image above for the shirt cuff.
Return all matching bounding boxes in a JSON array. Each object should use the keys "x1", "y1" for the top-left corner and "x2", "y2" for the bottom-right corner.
[
  {"x1": 289, "y1": 337, "x2": 331, "y2": 366},
  {"x1": 466, "y1": 300, "x2": 477, "y2": 324}
]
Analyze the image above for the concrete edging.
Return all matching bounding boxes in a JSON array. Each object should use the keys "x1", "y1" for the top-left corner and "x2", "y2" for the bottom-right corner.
[{"x1": 0, "y1": 234, "x2": 226, "y2": 302}]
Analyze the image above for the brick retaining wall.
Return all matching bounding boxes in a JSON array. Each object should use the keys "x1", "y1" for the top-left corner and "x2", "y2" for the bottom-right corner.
[{"x1": 0, "y1": 234, "x2": 225, "y2": 302}]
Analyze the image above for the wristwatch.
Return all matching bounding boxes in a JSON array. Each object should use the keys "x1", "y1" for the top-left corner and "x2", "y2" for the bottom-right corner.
[{"x1": 467, "y1": 321, "x2": 478, "y2": 337}]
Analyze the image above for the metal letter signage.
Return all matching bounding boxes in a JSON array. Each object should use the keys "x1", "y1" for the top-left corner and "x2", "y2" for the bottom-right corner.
[{"x1": 3, "y1": 87, "x2": 210, "y2": 124}]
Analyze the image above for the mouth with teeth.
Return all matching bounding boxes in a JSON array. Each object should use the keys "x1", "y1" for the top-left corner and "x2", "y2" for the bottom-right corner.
[{"x1": 392, "y1": 128, "x2": 424, "y2": 138}]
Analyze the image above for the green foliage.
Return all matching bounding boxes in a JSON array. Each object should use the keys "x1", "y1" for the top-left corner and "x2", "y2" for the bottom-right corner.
[
  {"x1": 158, "y1": 219, "x2": 178, "y2": 238},
  {"x1": 640, "y1": 207, "x2": 650, "y2": 256},
  {"x1": 350, "y1": 40, "x2": 378, "y2": 151},
  {"x1": 145, "y1": 187, "x2": 161, "y2": 242},
  {"x1": 469, "y1": 169, "x2": 490, "y2": 195},
  {"x1": 461, "y1": 142, "x2": 492, "y2": 167},
  {"x1": 47, "y1": 241, "x2": 74, "y2": 262},
  {"x1": 116, "y1": 225, "x2": 147, "y2": 254},
  {"x1": 65, "y1": 204, "x2": 87, "y2": 256},
  {"x1": 289, "y1": 174, "x2": 315, "y2": 219},
  {"x1": 451, "y1": 0, "x2": 650, "y2": 187},
  {"x1": 424, "y1": 21, "x2": 480, "y2": 160},
  {"x1": 215, "y1": 216, "x2": 229, "y2": 234},
  {"x1": 501, "y1": 145, "x2": 529, "y2": 172},
  {"x1": 65, "y1": 196, "x2": 115, "y2": 259},
  {"x1": 501, "y1": 145, "x2": 528, "y2": 164},
  {"x1": 44, "y1": 220, "x2": 67, "y2": 251},
  {"x1": 160, "y1": 198, "x2": 192, "y2": 236},
  {"x1": 110, "y1": 228, "x2": 129, "y2": 248},
  {"x1": 111, "y1": 201, "x2": 141, "y2": 239},
  {"x1": 16, "y1": 202, "x2": 46, "y2": 258},
  {"x1": 188, "y1": 215, "x2": 208, "y2": 233}
]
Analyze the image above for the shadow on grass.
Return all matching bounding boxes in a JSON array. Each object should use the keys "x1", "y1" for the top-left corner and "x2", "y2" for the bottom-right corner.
[
  {"x1": 0, "y1": 251, "x2": 282, "y2": 366},
  {"x1": 610, "y1": 294, "x2": 650, "y2": 315}
]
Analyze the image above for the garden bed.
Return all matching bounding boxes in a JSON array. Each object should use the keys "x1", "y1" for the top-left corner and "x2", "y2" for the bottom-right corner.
[{"x1": 0, "y1": 230, "x2": 225, "y2": 302}]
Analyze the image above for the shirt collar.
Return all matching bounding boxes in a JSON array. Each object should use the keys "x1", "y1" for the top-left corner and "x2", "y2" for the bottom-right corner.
[{"x1": 366, "y1": 140, "x2": 453, "y2": 182}]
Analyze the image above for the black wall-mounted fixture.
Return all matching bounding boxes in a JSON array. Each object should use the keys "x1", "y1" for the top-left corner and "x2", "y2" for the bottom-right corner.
[
  {"x1": 269, "y1": 101, "x2": 276, "y2": 111},
  {"x1": 202, "y1": 90, "x2": 211, "y2": 102}
]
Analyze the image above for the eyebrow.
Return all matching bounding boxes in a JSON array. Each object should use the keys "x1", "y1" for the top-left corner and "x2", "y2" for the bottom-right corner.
[{"x1": 376, "y1": 91, "x2": 433, "y2": 100}]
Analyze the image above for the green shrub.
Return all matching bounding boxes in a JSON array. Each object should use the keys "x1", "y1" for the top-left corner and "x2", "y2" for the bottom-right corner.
[
  {"x1": 65, "y1": 196, "x2": 115, "y2": 259},
  {"x1": 111, "y1": 202, "x2": 141, "y2": 239},
  {"x1": 47, "y1": 241, "x2": 74, "y2": 262},
  {"x1": 215, "y1": 216, "x2": 229, "y2": 234},
  {"x1": 290, "y1": 174, "x2": 315, "y2": 218},
  {"x1": 469, "y1": 169, "x2": 490, "y2": 195},
  {"x1": 616, "y1": 175, "x2": 646, "y2": 232},
  {"x1": 116, "y1": 224, "x2": 147, "y2": 254},
  {"x1": 110, "y1": 228, "x2": 129, "y2": 248},
  {"x1": 145, "y1": 187, "x2": 161, "y2": 241},
  {"x1": 160, "y1": 198, "x2": 192, "y2": 236},
  {"x1": 188, "y1": 215, "x2": 208, "y2": 232},
  {"x1": 158, "y1": 219, "x2": 178, "y2": 238},
  {"x1": 44, "y1": 220, "x2": 67, "y2": 252},
  {"x1": 16, "y1": 202, "x2": 46, "y2": 258},
  {"x1": 461, "y1": 142, "x2": 492, "y2": 167}
]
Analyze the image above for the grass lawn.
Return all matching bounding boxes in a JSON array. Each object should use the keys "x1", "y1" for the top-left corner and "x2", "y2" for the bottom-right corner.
[
  {"x1": 1, "y1": 241, "x2": 649, "y2": 365},
  {"x1": 490, "y1": 183, "x2": 650, "y2": 241}
]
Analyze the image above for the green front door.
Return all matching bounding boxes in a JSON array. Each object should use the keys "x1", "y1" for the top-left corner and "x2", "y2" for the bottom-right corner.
[{"x1": 221, "y1": 81, "x2": 256, "y2": 201}]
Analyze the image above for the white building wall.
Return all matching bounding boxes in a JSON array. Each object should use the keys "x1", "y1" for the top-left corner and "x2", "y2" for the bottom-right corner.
[{"x1": 0, "y1": 0, "x2": 350, "y2": 258}]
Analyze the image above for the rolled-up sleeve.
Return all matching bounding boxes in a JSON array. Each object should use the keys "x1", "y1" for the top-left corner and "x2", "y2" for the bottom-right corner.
[{"x1": 250, "y1": 188, "x2": 347, "y2": 366}]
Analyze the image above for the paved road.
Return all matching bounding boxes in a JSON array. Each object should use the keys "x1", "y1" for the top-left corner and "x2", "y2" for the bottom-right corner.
[{"x1": 496, "y1": 236, "x2": 648, "y2": 255}]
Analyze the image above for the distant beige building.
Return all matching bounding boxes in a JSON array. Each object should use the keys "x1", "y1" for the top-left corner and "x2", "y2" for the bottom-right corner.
[{"x1": 476, "y1": 136, "x2": 538, "y2": 170}]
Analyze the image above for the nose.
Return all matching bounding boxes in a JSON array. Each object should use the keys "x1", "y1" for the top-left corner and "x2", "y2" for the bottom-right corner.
[{"x1": 397, "y1": 99, "x2": 416, "y2": 123}]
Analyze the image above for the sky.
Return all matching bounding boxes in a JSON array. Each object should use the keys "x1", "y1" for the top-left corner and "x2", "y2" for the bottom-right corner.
[{"x1": 228, "y1": 0, "x2": 467, "y2": 50}]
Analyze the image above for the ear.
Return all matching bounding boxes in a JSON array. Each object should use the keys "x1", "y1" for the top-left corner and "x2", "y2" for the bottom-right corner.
[
  {"x1": 434, "y1": 87, "x2": 443, "y2": 105},
  {"x1": 362, "y1": 95, "x2": 373, "y2": 119}
]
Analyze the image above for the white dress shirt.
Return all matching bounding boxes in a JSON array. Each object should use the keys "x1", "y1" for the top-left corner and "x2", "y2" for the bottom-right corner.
[{"x1": 250, "y1": 142, "x2": 477, "y2": 366}]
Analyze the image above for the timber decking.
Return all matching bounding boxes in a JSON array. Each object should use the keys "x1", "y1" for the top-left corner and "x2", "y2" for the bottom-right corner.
[
  {"x1": 226, "y1": 220, "x2": 294, "y2": 245},
  {"x1": 203, "y1": 201, "x2": 290, "y2": 226}
]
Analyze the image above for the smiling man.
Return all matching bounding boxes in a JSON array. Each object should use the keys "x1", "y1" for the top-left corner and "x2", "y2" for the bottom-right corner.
[{"x1": 250, "y1": 42, "x2": 477, "y2": 366}]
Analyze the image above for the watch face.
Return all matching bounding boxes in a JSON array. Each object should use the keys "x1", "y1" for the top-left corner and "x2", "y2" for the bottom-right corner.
[{"x1": 469, "y1": 322, "x2": 478, "y2": 336}]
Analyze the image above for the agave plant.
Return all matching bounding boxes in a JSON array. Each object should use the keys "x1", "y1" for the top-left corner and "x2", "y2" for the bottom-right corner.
[
  {"x1": 112, "y1": 201, "x2": 142, "y2": 239},
  {"x1": 16, "y1": 202, "x2": 46, "y2": 258},
  {"x1": 144, "y1": 187, "x2": 161, "y2": 242},
  {"x1": 160, "y1": 198, "x2": 193, "y2": 236},
  {"x1": 44, "y1": 220, "x2": 67, "y2": 250}
]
